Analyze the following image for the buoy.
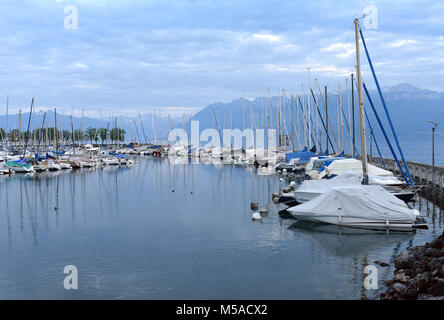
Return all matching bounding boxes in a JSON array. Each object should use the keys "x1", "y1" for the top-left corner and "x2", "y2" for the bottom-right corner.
[
  {"x1": 279, "y1": 178, "x2": 284, "y2": 183},
  {"x1": 251, "y1": 212, "x2": 262, "y2": 220},
  {"x1": 260, "y1": 206, "x2": 268, "y2": 214},
  {"x1": 250, "y1": 202, "x2": 259, "y2": 211},
  {"x1": 282, "y1": 169, "x2": 287, "y2": 176},
  {"x1": 172, "y1": 189, "x2": 175, "y2": 193},
  {"x1": 290, "y1": 181, "x2": 296, "y2": 187}
]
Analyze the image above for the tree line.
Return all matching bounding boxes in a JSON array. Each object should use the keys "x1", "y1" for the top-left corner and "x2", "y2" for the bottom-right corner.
[{"x1": 0, "y1": 127, "x2": 126, "y2": 143}]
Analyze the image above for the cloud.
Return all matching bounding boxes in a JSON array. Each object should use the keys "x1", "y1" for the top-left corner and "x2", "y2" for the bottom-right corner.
[
  {"x1": 73, "y1": 62, "x2": 88, "y2": 68},
  {"x1": 0, "y1": 0, "x2": 444, "y2": 115},
  {"x1": 323, "y1": 42, "x2": 355, "y2": 58},
  {"x1": 252, "y1": 33, "x2": 282, "y2": 42},
  {"x1": 388, "y1": 39, "x2": 419, "y2": 47}
]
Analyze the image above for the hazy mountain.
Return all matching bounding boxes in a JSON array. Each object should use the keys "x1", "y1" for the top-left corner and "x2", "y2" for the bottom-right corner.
[
  {"x1": 188, "y1": 83, "x2": 444, "y2": 138},
  {"x1": 0, "y1": 109, "x2": 176, "y2": 144},
  {"x1": 0, "y1": 83, "x2": 442, "y2": 143}
]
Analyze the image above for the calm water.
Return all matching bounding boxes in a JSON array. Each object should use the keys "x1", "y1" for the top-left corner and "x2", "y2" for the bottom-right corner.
[{"x1": 0, "y1": 158, "x2": 443, "y2": 300}]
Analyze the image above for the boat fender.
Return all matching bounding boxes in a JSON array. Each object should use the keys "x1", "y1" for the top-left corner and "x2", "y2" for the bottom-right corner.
[
  {"x1": 259, "y1": 206, "x2": 268, "y2": 214},
  {"x1": 252, "y1": 212, "x2": 262, "y2": 220}
]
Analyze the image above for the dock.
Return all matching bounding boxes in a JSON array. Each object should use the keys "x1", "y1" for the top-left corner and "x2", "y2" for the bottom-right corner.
[{"x1": 368, "y1": 156, "x2": 444, "y2": 208}]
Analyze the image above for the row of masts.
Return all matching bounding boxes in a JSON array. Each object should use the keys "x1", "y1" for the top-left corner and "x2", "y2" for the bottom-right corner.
[
  {"x1": 206, "y1": 73, "x2": 362, "y2": 156},
  {"x1": 1, "y1": 19, "x2": 370, "y2": 183},
  {"x1": 205, "y1": 18, "x2": 368, "y2": 182}
]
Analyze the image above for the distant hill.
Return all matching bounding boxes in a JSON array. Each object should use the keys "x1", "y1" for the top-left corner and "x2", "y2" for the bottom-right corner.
[
  {"x1": 0, "y1": 109, "x2": 176, "y2": 144},
  {"x1": 0, "y1": 83, "x2": 442, "y2": 144},
  {"x1": 188, "y1": 83, "x2": 444, "y2": 138}
]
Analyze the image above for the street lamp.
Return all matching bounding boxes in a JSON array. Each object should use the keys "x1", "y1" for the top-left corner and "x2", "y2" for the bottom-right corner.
[{"x1": 428, "y1": 120, "x2": 439, "y2": 166}]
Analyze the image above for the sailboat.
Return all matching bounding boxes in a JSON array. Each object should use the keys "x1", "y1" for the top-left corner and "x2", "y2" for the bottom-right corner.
[
  {"x1": 5, "y1": 97, "x2": 36, "y2": 173},
  {"x1": 5, "y1": 159, "x2": 34, "y2": 173},
  {"x1": 288, "y1": 19, "x2": 420, "y2": 231}
]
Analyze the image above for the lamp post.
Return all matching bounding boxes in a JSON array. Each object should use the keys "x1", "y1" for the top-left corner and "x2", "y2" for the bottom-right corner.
[{"x1": 428, "y1": 120, "x2": 438, "y2": 166}]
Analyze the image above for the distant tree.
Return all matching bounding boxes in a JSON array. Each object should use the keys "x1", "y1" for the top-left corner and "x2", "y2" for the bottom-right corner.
[
  {"x1": 99, "y1": 128, "x2": 108, "y2": 144},
  {"x1": 8, "y1": 129, "x2": 20, "y2": 142},
  {"x1": 0, "y1": 128, "x2": 5, "y2": 141},
  {"x1": 73, "y1": 129, "x2": 83, "y2": 142},
  {"x1": 119, "y1": 128, "x2": 126, "y2": 142},
  {"x1": 110, "y1": 128, "x2": 125, "y2": 142},
  {"x1": 63, "y1": 130, "x2": 72, "y2": 142},
  {"x1": 85, "y1": 127, "x2": 96, "y2": 144}
]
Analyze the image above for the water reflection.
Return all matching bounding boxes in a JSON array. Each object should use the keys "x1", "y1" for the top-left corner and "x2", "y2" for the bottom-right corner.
[
  {"x1": 289, "y1": 221, "x2": 415, "y2": 257},
  {"x1": 0, "y1": 157, "x2": 443, "y2": 299}
]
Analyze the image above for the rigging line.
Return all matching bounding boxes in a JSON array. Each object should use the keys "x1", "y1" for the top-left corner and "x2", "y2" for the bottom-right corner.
[
  {"x1": 363, "y1": 82, "x2": 409, "y2": 184},
  {"x1": 364, "y1": 107, "x2": 386, "y2": 169},
  {"x1": 359, "y1": 27, "x2": 414, "y2": 186},
  {"x1": 310, "y1": 89, "x2": 335, "y2": 153},
  {"x1": 322, "y1": 23, "x2": 357, "y2": 89},
  {"x1": 315, "y1": 83, "x2": 339, "y2": 151},
  {"x1": 296, "y1": 95, "x2": 318, "y2": 151},
  {"x1": 340, "y1": 103, "x2": 360, "y2": 157}
]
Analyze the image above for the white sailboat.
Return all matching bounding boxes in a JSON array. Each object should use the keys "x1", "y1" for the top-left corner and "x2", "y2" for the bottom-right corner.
[
  {"x1": 288, "y1": 185, "x2": 418, "y2": 231},
  {"x1": 288, "y1": 19, "x2": 420, "y2": 231}
]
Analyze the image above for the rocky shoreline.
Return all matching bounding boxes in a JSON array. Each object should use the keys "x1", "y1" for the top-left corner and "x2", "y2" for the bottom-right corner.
[{"x1": 381, "y1": 231, "x2": 444, "y2": 300}]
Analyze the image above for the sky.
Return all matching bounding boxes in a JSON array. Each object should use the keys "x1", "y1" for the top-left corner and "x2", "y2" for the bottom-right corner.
[{"x1": 0, "y1": 0, "x2": 443, "y2": 117}]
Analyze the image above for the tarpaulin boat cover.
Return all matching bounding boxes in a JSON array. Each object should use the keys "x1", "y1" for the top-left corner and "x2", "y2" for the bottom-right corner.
[
  {"x1": 290, "y1": 185, "x2": 416, "y2": 224},
  {"x1": 322, "y1": 158, "x2": 394, "y2": 177},
  {"x1": 296, "y1": 173, "x2": 362, "y2": 192},
  {"x1": 286, "y1": 151, "x2": 313, "y2": 163},
  {"x1": 285, "y1": 147, "x2": 326, "y2": 163}
]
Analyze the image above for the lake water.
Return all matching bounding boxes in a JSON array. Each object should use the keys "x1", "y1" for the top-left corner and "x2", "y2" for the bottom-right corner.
[{"x1": 0, "y1": 158, "x2": 443, "y2": 299}]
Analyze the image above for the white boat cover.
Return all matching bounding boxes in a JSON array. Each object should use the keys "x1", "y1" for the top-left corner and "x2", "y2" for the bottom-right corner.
[
  {"x1": 297, "y1": 173, "x2": 362, "y2": 192},
  {"x1": 368, "y1": 174, "x2": 403, "y2": 185},
  {"x1": 316, "y1": 158, "x2": 394, "y2": 179},
  {"x1": 289, "y1": 184, "x2": 416, "y2": 229}
]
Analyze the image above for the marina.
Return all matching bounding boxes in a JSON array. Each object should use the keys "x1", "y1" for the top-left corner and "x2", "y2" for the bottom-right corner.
[
  {"x1": 0, "y1": 1, "x2": 443, "y2": 304},
  {"x1": 0, "y1": 158, "x2": 443, "y2": 299}
]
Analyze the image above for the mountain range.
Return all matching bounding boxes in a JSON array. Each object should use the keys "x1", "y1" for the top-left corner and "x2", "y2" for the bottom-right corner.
[{"x1": 0, "y1": 83, "x2": 442, "y2": 144}]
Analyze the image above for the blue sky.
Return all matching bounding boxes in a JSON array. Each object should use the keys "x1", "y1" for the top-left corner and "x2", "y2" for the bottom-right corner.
[{"x1": 0, "y1": 0, "x2": 443, "y2": 116}]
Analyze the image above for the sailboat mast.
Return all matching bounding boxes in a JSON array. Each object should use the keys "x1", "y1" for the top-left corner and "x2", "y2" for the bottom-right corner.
[
  {"x1": 338, "y1": 83, "x2": 344, "y2": 152},
  {"x1": 307, "y1": 68, "x2": 311, "y2": 148},
  {"x1": 55, "y1": 108, "x2": 58, "y2": 156},
  {"x1": 354, "y1": 18, "x2": 368, "y2": 184},
  {"x1": 5, "y1": 95, "x2": 8, "y2": 154},
  {"x1": 346, "y1": 78, "x2": 352, "y2": 156},
  {"x1": 291, "y1": 95, "x2": 295, "y2": 152},
  {"x1": 325, "y1": 86, "x2": 328, "y2": 154},
  {"x1": 19, "y1": 109, "x2": 22, "y2": 153},
  {"x1": 242, "y1": 96, "x2": 245, "y2": 132},
  {"x1": 302, "y1": 86, "x2": 306, "y2": 147}
]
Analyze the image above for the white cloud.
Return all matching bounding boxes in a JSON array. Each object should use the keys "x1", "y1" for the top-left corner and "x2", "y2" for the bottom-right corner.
[
  {"x1": 323, "y1": 42, "x2": 355, "y2": 58},
  {"x1": 252, "y1": 33, "x2": 282, "y2": 42},
  {"x1": 74, "y1": 62, "x2": 88, "y2": 68},
  {"x1": 388, "y1": 39, "x2": 418, "y2": 47}
]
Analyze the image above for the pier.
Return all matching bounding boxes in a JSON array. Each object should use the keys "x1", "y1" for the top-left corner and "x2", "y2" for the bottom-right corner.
[{"x1": 368, "y1": 156, "x2": 444, "y2": 208}]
